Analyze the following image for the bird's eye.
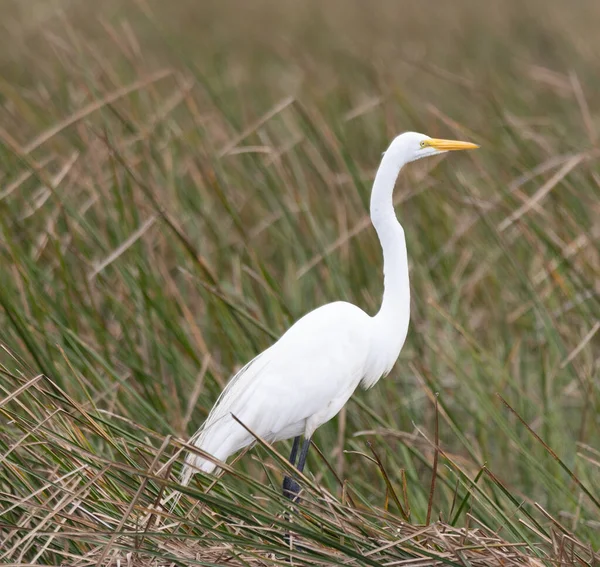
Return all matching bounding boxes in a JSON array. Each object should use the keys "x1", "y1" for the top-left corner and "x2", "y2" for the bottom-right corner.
[{"x1": 419, "y1": 141, "x2": 426, "y2": 148}]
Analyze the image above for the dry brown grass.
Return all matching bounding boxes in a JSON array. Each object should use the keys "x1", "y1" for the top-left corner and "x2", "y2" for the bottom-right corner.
[{"x1": 1, "y1": 0, "x2": 599, "y2": 564}]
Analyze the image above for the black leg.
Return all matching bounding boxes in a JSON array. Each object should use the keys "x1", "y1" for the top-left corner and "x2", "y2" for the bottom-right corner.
[
  {"x1": 283, "y1": 437, "x2": 312, "y2": 553},
  {"x1": 282, "y1": 436, "x2": 301, "y2": 500},
  {"x1": 282, "y1": 437, "x2": 311, "y2": 502},
  {"x1": 296, "y1": 438, "x2": 311, "y2": 474},
  {"x1": 288, "y1": 436, "x2": 300, "y2": 466}
]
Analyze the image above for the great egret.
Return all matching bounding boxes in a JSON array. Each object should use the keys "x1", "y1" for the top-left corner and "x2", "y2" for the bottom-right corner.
[{"x1": 181, "y1": 132, "x2": 478, "y2": 498}]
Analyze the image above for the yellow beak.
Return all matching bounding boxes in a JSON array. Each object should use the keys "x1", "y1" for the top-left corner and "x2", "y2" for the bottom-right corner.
[{"x1": 426, "y1": 138, "x2": 479, "y2": 151}]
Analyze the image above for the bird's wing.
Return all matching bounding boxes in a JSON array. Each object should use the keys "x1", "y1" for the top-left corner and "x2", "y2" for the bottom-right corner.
[{"x1": 182, "y1": 301, "x2": 372, "y2": 479}]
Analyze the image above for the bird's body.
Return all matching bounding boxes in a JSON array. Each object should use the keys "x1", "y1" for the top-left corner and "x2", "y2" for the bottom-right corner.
[
  {"x1": 183, "y1": 300, "x2": 407, "y2": 481},
  {"x1": 181, "y1": 132, "x2": 477, "y2": 487}
]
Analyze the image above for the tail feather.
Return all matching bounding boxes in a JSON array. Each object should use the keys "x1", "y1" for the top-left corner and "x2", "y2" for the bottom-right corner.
[
  {"x1": 179, "y1": 352, "x2": 269, "y2": 487},
  {"x1": 180, "y1": 448, "x2": 217, "y2": 486},
  {"x1": 180, "y1": 415, "x2": 251, "y2": 486},
  {"x1": 179, "y1": 427, "x2": 213, "y2": 487}
]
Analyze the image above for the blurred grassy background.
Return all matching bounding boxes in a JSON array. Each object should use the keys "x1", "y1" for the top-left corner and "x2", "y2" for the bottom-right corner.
[{"x1": 0, "y1": 0, "x2": 599, "y2": 563}]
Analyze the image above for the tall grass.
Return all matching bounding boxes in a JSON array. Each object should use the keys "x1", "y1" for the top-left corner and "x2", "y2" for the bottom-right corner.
[{"x1": 0, "y1": 0, "x2": 599, "y2": 564}]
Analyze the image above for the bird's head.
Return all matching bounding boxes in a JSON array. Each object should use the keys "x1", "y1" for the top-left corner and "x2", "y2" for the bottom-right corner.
[{"x1": 383, "y1": 131, "x2": 479, "y2": 164}]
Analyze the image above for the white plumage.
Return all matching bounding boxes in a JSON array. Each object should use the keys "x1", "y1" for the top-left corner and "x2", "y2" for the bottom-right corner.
[{"x1": 181, "y1": 131, "x2": 478, "y2": 487}]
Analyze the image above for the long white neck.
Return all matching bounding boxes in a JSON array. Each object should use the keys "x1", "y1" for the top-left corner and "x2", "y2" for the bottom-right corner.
[{"x1": 370, "y1": 152, "x2": 410, "y2": 326}]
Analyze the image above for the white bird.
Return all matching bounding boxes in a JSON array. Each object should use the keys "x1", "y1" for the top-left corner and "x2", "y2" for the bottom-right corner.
[{"x1": 181, "y1": 131, "x2": 478, "y2": 497}]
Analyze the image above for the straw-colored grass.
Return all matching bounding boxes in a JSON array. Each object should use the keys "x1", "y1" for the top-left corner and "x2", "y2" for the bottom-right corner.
[{"x1": 0, "y1": 0, "x2": 599, "y2": 564}]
